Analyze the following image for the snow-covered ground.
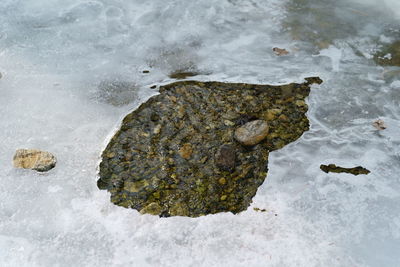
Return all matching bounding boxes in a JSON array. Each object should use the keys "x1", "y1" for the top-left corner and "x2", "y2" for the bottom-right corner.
[{"x1": 0, "y1": 0, "x2": 399, "y2": 266}]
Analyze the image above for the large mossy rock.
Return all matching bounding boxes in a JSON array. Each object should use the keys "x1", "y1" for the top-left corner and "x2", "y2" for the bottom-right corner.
[{"x1": 98, "y1": 78, "x2": 322, "y2": 217}]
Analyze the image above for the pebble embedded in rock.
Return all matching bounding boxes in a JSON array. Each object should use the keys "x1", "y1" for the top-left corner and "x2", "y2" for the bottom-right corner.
[
  {"x1": 13, "y1": 149, "x2": 57, "y2": 172},
  {"x1": 215, "y1": 144, "x2": 236, "y2": 171},
  {"x1": 139, "y1": 202, "x2": 162, "y2": 215},
  {"x1": 179, "y1": 143, "x2": 193, "y2": 159},
  {"x1": 234, "y1": 120, "x2": 269, "y2": 146},
  {"x1": 218, "y1": 178, "x2": 227, "y2": 185}
]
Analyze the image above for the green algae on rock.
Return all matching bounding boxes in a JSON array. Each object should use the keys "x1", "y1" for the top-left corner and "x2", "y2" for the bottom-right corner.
[
  {"x1": 98, "y1": 77, "x2": 322, "y2": 217},
  {"x1": 320, "y1": 164, "x2": 370, "y2": 175}
]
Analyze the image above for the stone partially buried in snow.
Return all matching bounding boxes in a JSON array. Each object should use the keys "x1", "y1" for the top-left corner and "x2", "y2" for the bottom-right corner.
[
  {"x1": 98, "y1": 77, "x2": 322, "y2": 217},
  {"x1": 13, "y1": 149, "x2": 57, "y2": 172}
]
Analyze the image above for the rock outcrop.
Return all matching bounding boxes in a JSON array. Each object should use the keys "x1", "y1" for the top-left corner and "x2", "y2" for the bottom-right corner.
[{"x1": 98, "y1": 77, "x2": 322, "y2": 217}]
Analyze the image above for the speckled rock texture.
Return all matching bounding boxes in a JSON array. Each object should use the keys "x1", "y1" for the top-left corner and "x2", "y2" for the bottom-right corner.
[
  {"x1": 98, "y1": 78, "x2": 322, "y2": 217},
  {"x1": 13, "y1": 149, "x2": 57, "y2": 172}
]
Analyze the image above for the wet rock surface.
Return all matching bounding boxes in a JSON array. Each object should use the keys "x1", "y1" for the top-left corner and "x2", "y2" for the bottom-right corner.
[
  {"x1": 13, "y1": 149, "x2": 57, "y2": 172},
  {"x1": 169, "y1": 71, "x2": 199, "y2": 79},
  {"x1": 98, "y1": 78, "x2": 322, "y2": 217}
]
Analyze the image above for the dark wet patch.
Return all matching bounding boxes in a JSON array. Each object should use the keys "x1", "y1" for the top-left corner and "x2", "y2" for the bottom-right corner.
[
  {"x1": 373, "y1": 41, "x2": 400, "y2": 66},
  {"x1": 169, "y1": 71, "x2": 199, "y2": 79},
  {"x1": 320, "y1": 164, "x2": 370, "y2": 175},
  {"x1": 98, "y1": 78, "x2": 322, "y2": 217}
]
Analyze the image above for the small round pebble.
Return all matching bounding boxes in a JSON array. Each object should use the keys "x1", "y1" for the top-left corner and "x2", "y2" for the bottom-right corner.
[{"x1": 234, "y1": 120, "x2": 269, "y2": 146}]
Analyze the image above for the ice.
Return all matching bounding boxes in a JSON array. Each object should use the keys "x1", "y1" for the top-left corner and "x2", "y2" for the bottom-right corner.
[
  {"x1": 0, "y1": 0, "x2": 400, "y2": 266},
  {"x1": 317, "y1": 46, "x2": 343, "y2": 72}
]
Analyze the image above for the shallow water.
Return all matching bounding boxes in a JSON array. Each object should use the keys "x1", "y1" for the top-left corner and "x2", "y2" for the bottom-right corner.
[{"x1": 0, "y1": 0, "x2": 399, "y2": 266}]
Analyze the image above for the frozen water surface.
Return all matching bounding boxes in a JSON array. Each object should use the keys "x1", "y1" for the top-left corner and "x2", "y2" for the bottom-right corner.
[{"x1": 1, "y1": 0, "x2": 400, "y2": 266}]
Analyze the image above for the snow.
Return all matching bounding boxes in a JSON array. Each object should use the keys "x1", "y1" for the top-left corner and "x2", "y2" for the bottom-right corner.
[{"x1": 0, "y1": 0, "x2": 399, "y2": 266}]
